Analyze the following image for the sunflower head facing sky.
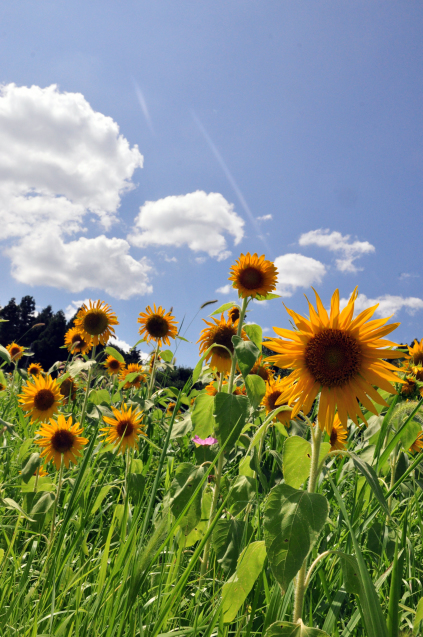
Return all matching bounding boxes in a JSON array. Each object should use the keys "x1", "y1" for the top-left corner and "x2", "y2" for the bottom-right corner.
[
  {"x1": 103, "y1": 355, "x2": 125, "y2": 376},
  {"x1": 35, "y1": 414, "x2": 88, "y2": 470},
  {"x1": 100, "y1": 404, "x2": 146, "y2": 453},
  {"x1": 74, "y1": 300, "x2": 118, "y2": 346},
  {"x1": 27, "y1": 362, "x2": 44, "y2": 376},
  {"x1": 6, "y1": 342, "x2": 25, "y2": 362},
  {"x1": 19, "y1": 375, "x2": 63, "y2": 423},
  {"x1": 64, "y1": 326, "x2": 93, "y2": 355},
  {"x1": 262, "y1": 377, "x2": 291, "y2": 425},
  {"x1": 197, "y1": 314, "x2": 247, "y2": 374},
  {"x1": 119, "y1": 363, "x2": 146, "y2": 390},
  {"x1": 228, "y1": 252, "x2": 278, "y2": 299},
  {"x1": 265, "y1": 287, "x2": 404, "y2": 434},
  {"x1": 137, "y1": 304, "x2": 178, "y2": 347}
]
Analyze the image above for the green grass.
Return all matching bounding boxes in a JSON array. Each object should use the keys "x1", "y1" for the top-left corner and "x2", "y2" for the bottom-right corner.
[{"x1": 0, "y1": 340, "x2": 423, "y2": 637}]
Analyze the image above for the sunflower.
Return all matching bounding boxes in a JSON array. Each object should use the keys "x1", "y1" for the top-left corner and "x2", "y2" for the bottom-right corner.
[
  {"x1": 228, "y1": 306, "x2": 241, "y2": 323},
  {"x1": 249, "y1": 356, "x2": 273, "y2": 383},
  {"x1": 74, "y1": 300, "x2": 119, "y2": 346},
  {"x1": 205, "y1": 381, "x2": 218, "y2": 396},
  {"x1": 166, "y1": 402, "x2": 181, "y2": 416},
  {"x1": 35, "y1": 415, "x2": 88, "y2": 470},
  {"x1": 103, "y1": 355, "x2": 125, "y2": 376},
  {"x1": 19, "y1": 375, "x2": 63, "y2": 423},
  {"x1": 100, "y1": 404, "x2": 146, "y2": 453},
  {"x1": 27, "y1": 362, "x2": 44, "y2": 376},
  {"x1": 401, "y1": 377, "x2": 417, "y2": 396},
  {"x1": 197, "y1": 314, "x2": 247, "y2": 374},
  {"x1": 408, "y1": 339, "x2": 423, "y2": 367},
  {"x1": 262, "y1": 377, "x2": 291, "y2": 425},
  {"x1": 411, "y1": 365, "x2": 423, "y2": 382},
  {"x1": 329, "y1": 415, "x2": 348, "y2": 452},
  {"x1": 410, "y1": 430, "x2": 423, "y2": 453},
  {"x1": 137, "y1": 304, "x2": 178, "y2": 347},
  {"x1": 6, "y1": 342, "x2": 25, "y2": 362},
  {"x1": 59, "y1": 376, "x2": 77, "y2": 403},
  {"x1": 265, "y1": 287, "x2": 404, "y2": 434},
  {"x1": 64, "y1": 326, "x2": 93, "y2": 355},
  {"x1": 119, "y1": 363, "x2": 146, "y2": 390},
  {"x1": 228, "y1": 253, "x2": 278, "y2": 299}
]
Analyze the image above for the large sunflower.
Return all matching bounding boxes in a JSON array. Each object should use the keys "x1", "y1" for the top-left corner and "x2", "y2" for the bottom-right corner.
[
  {"x1": 64, "y1": 326, "x2": 93, "y2": 355},
  {"x1": 197, "y1": 314, "x2": 247, "y2": 374},
  {"x1": 119, "y1": 363, "x2": 146, "y2": 390},
  {"x1": 6, "y1": 342, "x2": 25, "y2": 362},
  {"x1": 103, "y1": 355, "x2": 125, "y2": 376},
  {"x1": 137, "y1": 304, "x2": 178, "y2": 347},
  {"x1": 408, "y1": 339, "x2": 423, "y2": 366},
  {"x1": 28, "y1": 362, "x2": 44, "y2": 376},
  {"x1": 262, "y1": 377, "x2": 291, "y2": 425},
  {"x1": 35, "y1": 415, "x2": 88, "y2": 470},
  {"x1": 100, "y1": 404, "x2": 146, "y2": 453},
  {"x1": 228, "y1": 253, "x2": 278, "y2": 299},
  {"x1": 74, "y1": 300, "x2": 119, "y2": 346},
  {"x1": 329, "y1": 415, "x2": 348, "y2": 452},
  {"x1": 19, "y1": 375, "x2": 63, "y2": 423},
  {"x1": 265, "y1": 287, "x2": 404, "y2": 434}
]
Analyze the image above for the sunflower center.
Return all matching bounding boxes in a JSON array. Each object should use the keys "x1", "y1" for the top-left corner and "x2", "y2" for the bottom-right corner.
[
  {"x1": 304, "y1": 329, "x2": 362, "y2": 388},
  {"x1": 413, "y1": 353, "x2": 423, "y2": 366},
  {"x1": 330, "y1": 429, "x2": 338, "y2": 446},
  {"x1": 33, "y1": 389, "x2": 56, "y2": 411},
  {"x1": 51, "y1": 429, "x2": 75, "y2": 453},
  {"x1": 238, "y1": 267, "x2": 264, "y2": 290},
  {"x1": 267, "y1": 390, "x2": 283, "y2": 410},
  {"x1": 71, "y1": 333, "x2": 85, "y2": 346},
  {"x1": 145, "y1": 315, "x2": 169, "y2": 338},
  {"x1": 256, "y1": 366, "x2": 270, "y2": 382},
  {"x1": 212, "y1": 325, "x2": 236, "y2": 358},
  {"x1": 116, "y1": 419, "x2": 134, "y2": 438},
  {"x1": 10, "y1": 346, "x2": 20, "y2": 357},
  {"x1": 229, "y1": 308, "x2": 240, "y2": 322},
  {"x1": 83, "y1": 311, "x2": 109, "y2": 336},
  {"x1": 109, "y1": 359, "x2": 120, "y2": 370}
]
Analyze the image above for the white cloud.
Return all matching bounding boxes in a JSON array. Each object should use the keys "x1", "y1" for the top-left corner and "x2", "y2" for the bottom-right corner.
[
  {"x1": 6, "y1": 229, "x2": 152, "y2": 299},
  {"x1": 340, "y1": 293, "x2": 423, "y2": 318},
  {"x1": 216, "y1": 284, "x2": 232, "y2": 294},
  {"x1": 0, "y1": 83, "x2": 143, "y2": 238},
  {"x1": 274, "y1": 253, "x2": 327, "y2": 297},
  {"x1": 0, "y1": 84, "x2": 152, "y2": 298},
  {"x1": 257, "y1": 214, "x2": 272, "y2": 221},
  {"x1": 299, "y1": 229, "x2": 375, "y2": 273},
  {"x1": 399, "y1": 272, "x2": 419, "y2": 281},
  {"x1": 64, "y1": 298, "x2": 91, "y2": 321},
  {"x1": 128, "y1": 190, "x2": 244, "y2": 260},
  {"x1": 108, "y1": 336, "x2": 132, "y2": 352}
]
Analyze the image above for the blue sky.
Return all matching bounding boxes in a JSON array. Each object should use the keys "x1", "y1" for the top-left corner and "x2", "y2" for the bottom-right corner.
[{"x1": 0, "y1": 1, "x2": 422, "y2": 366}]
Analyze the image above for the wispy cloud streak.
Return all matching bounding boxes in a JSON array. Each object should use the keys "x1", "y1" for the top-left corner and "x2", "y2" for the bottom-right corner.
[
  {"x1": 191, "y1": 111, "x2": 271, "y2": 255},
  {"x1": 132, "y1": 79, "x2": 154, "y2": 134}
]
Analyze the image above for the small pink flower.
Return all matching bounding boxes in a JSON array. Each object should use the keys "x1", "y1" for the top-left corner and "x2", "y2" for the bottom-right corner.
[{"x1": 192, "y1": 435, "x2": 218, "y2": 446}]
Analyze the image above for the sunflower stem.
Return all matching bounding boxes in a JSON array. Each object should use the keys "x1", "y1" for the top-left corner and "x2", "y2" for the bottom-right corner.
[
  {"x1": 293, "y1": 424, "x2": 323, "y2": 623},
  {"x1": 49, "y1": 456, "x2": 64, "y2": 545},
  {"x1": 227, "y1": 297, "x2": 248, "y2": 395},
  {"x1": 79, "y1": 345, "x2": 96, "y2": 427},
  {"x1": 199, "y1": 452, "x2": 224, "y2": 580},
  {"x1": 33, "y1": 465, "x2": 40, "y2": 493},
  {"x1": 148, "y1": 342, "x2": 160, "y2": 399}
]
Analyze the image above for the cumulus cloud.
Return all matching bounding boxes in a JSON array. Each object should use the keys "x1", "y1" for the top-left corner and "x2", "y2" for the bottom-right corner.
[
  {"x1": 274, "y1": 253, "x2": 327, "y2": 297},
  {"x1": 6, "y1": 230, "x2": 152, "y2": 299},
  {"x1": 299, "y1": 229, "x2": 375, "y2": 273},
  {"x1": 64, "y1": 298, "x2": 91, "y2": 321},
  {"x1": 128, "y1": 190, "x2": 244, "y2": 260},
  {"x1": 0, "y1": 83, "x2": 152, "y2": 298},
  {"x1": 216, "y1": 284, "x2": 232, "y2": 294},
  {"x1": 340, "y1": 293, "x2": 423, "y2": 318}
]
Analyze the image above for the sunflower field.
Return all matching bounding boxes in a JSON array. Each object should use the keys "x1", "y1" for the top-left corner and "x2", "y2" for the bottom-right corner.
[{"x1": 1, "y1": 253, "x2": 423, "y2": 637}]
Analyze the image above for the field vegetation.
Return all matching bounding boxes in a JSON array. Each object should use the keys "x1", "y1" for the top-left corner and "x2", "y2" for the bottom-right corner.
[{"x1": 1, "y1": 252, "x2": 423, "y2": 637}]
